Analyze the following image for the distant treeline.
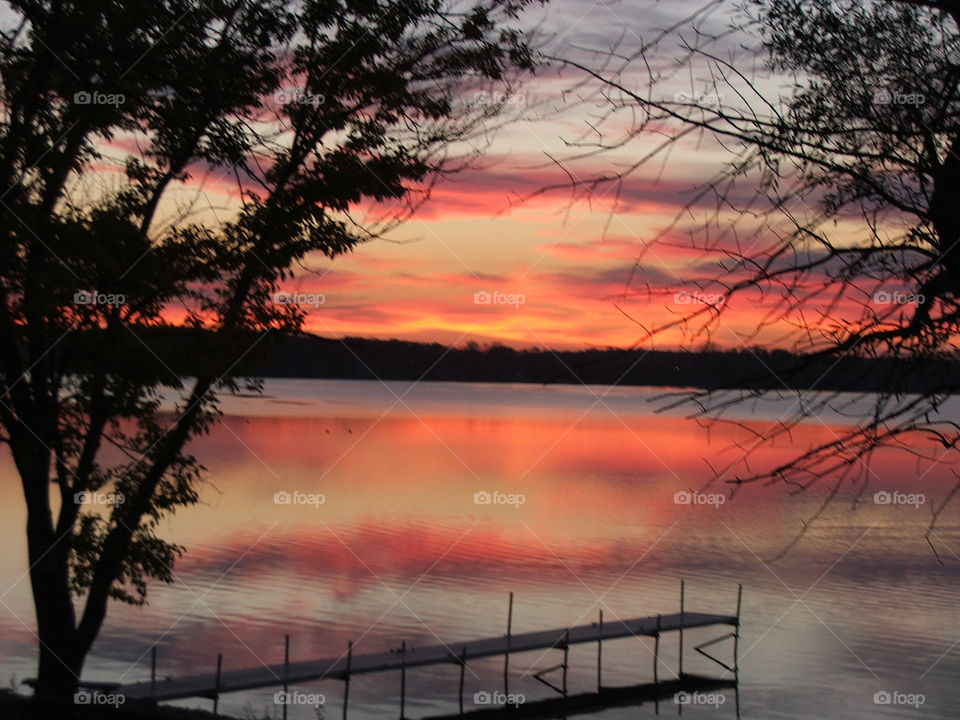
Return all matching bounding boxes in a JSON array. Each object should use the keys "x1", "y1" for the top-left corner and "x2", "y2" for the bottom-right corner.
[
  {"x1": 252, "y1": 336, "x2": 960, "y2": 393},
  {"x1": 60, "y1": 329, "x2": 959, "y2": 393}
]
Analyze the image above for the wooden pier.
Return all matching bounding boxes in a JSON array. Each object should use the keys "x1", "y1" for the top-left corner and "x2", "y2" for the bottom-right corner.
[{"x1": 111, "y1": 581, "x2": 743, "y2": 718}]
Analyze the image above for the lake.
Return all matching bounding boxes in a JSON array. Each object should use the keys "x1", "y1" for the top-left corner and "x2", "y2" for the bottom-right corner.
[{"x1": 1, "y1": 379, "x2": 958, "y2": 719}]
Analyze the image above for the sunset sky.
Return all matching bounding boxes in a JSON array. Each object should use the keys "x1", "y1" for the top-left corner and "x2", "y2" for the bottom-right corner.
[
  {"x1": 295, "y1": 0, "x2": 732, "y2": 351},
  {"x1": 172, "y1": 0, "x2": 838, "y2": 351}
]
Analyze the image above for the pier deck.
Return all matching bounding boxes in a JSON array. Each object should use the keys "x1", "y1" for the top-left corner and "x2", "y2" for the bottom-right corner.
[{"x1": 121, "y1": 610, "x2": 737, "y2": 701}]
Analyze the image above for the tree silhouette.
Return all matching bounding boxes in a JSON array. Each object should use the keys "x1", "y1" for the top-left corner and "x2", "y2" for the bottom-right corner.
[
  {"x1": 0, "y1": 0, "x2": 541, "y2": 705},
  {"x1": 547, "y1": 0, "x2": 960, "y2": 528}
]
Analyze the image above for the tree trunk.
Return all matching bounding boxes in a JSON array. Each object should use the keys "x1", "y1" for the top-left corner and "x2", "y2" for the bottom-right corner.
[
  {"x1": 34, "y1": 640, "x2": 82, "y2": 700},
  {"x1": 25, "y1": 497, "x2": 82, "y2": 702},
  {"x1": 28, "y1": 525, "x2": 83, "y2": 720},
  {"x1": 29, "y1": 559, "x2": 83, "y2": 700},
  {"x1": 28, "y1": 560, "x2": 83, "y2": 720}
]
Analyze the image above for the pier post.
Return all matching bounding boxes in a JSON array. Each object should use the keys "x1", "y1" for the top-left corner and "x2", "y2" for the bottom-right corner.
[
  {"x1": 679, "y1": 580, "x2": 685, "y2": 677},
  {"x1": 735, "y1": 585, "x2": 743, "y2": 720},
  {"x1": 562, "y1": 629, "x2": 569, "y2": 698},
  {"x1": 400, "y1": 640, "x2": 407, "y2": 720},
  {"x1": 283, "y1": 634, "x2": 290, "y2": 720},
  {"x1": 654, "y1": 613, "x2": 661, "y2": 716},
  {"x1": 654, "y1": 614, "x2": 661, "y2": 685},
  {"x1": 150, "y1": 645, "x2": 157, "y2": 701},
  {"x1": 458, "y1": 645, "x2": 467, "y2": 715},
  {"x1": 597, "y1": 608, "x2": 603, "y2": 692},
  {"x1": 213, "y1": 652, "x2": 222, "y2": 716},
  {"x1": 734, "y1": 584, "x2": 743, "y2": 674},
  {"x1": 504, "y1": 591, "x2": 513, "y2": 698},
  {"x1": 343, "y1": 640, "x2": 353, "y2": 720}
]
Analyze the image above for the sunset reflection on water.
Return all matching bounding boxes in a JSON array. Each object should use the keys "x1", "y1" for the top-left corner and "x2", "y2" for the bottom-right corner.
[{"x1": 1, "y1": 380, "x2": 958, "y2": 719}]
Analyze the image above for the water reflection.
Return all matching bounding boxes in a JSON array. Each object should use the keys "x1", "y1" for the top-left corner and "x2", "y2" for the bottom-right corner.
[{"x1": 0, "y1": 380, "x2": 958, "y2": 719}]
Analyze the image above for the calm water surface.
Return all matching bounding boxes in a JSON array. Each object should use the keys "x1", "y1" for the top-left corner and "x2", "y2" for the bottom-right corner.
[{"x1": 1, "y1": 380, "x2": 959, "y2": 719}]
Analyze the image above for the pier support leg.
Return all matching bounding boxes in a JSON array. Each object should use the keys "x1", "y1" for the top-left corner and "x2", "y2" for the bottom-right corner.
[
  {"x1": 282, "y1": 634, "x2": 290, "y2": 720},
  {"x1": 596, "y1": 608, "x2": 603, "y2": 693},
  {"x1": 734, "y1": 584, "x2": 742, "y2": 674},
  {"x1": 562, "y1": 630, "x2": 569, "y2": 698},
  {"x1": 213, "y1": 652, "x2": 222, "y2": 717},
  {"x1": 400, "y1": 641, "x2": 407, "y2": 720},
  {"x1": 654, "y1": 614, "x2": 661, "y2": 717},
  {"x1": 679, "y1": 580, "x2": 685, "y2": 678},
  {"x1": 343, "y1": 640, "x2": 353, "y2": 720},
  {"x1": 458, "y1": 646, "x2": 467, "y2": 716},
  {"x1": 735, "y1": 585, "x2": 743, "y2": 720},
  {"x1": 654, "y1": 614, "x2": 661, "y2": 685},
  {"x1": 504, "y1": 591, "x2": 513, "y2": 699}
]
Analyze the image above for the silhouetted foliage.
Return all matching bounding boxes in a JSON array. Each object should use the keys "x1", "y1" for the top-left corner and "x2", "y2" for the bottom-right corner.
[
  {"x1": 547, "y1": 0, "x2": 960, "y2": 512},
  {"x1": 0, "y1": 0, "x2": 541, "y2": 702}
]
